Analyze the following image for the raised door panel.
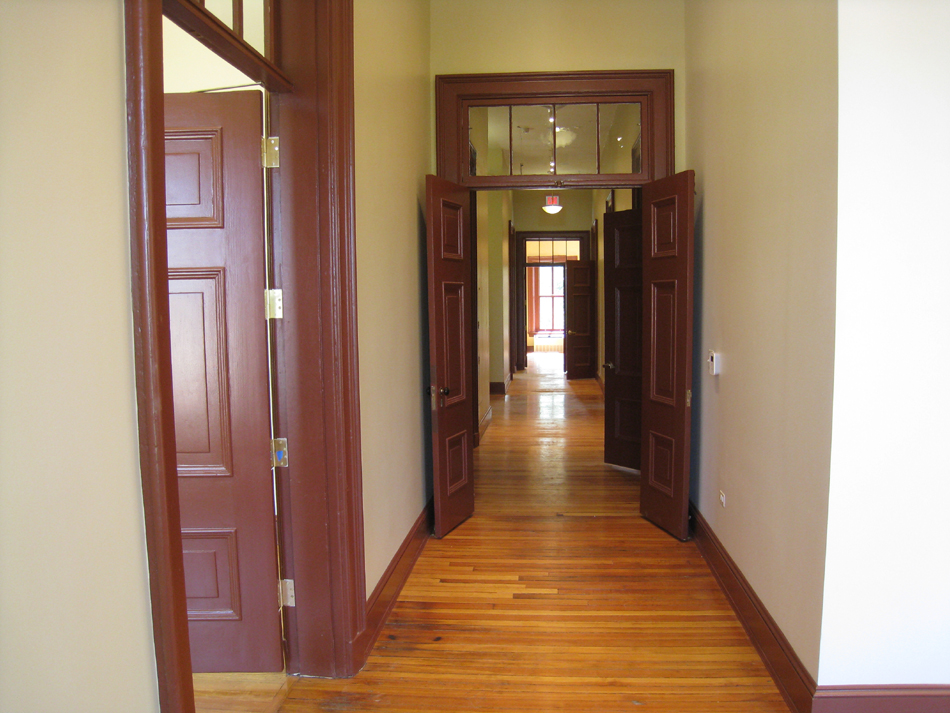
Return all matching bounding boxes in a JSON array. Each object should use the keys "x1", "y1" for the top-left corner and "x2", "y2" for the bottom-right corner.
[
  {"x1": 169, "y1": 271, "x2": 233, "y2": 478},
  {"x1": 165, "y1": 91, "x2": 282, "y2": 672},
  {"x1": 426, "y1": 176, "x2": 475, "y2": 538},
  {"x1": 639, "y1": 171, "x2": 694, "y2": 541}
]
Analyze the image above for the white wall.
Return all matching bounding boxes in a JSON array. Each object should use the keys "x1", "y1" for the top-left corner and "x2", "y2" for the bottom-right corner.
[
  {"x1": 684, "y1": 0, "x2": 838, "y2": 677},
  {"x1": 0, "y1": 2, "x2": 159, "y2": 711},
  {"x1": 354, "y1": 0, "x2": 432, "y2": 593},
  {"x1": 819, "y1": 0, "x2": 950, "y2": 686}
]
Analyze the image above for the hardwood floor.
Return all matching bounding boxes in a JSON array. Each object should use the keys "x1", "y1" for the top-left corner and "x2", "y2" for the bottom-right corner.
[
  {"x1": 276, "y1": 352, "x2": 790, "y2": 712},
  {"x1": 195, "y1": 354, "x2": 788, "y2": 711}
]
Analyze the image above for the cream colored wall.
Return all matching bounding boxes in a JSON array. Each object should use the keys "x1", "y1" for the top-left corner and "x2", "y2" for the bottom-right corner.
[
  {"x1": 684, "y1": 0, "x2": 837, "y2": 677},
  {"x1": 430, "y1": 0, "x2": 686, "y2": 174},
  {"x1": 819, "y1": 0, "x2": 950, "y2": 686},
  {"x1": 476, "y1": 193, "x2": 491, "y2": 423},
  {"x1": 162, "y1": 17, "x2": 254, "y2": 92},
  {"x1": 354, "y1": 0, "x2": 432, "y2": 593},
  {"x1": 592, "y1": 190, "x2": 611, "y2": 384},
  {"x1": 512, "y1": 190, "x2": 593, "y2": 234},
  {"x1": 0, "y1": 2, "x2": 159, "y2": 711},
  {"x1": 486, "y1": 191, "x2": 513, "y2": 385}
]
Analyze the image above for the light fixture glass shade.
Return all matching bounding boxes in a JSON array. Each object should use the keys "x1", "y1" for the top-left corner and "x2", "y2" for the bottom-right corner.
[{"x1": 542, "y1": 195, "x2": 562, "y2": 214}]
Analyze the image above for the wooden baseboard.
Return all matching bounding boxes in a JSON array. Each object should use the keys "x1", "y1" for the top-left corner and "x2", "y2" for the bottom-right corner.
[
  {"x1": 489, "y1": 373, "x2": 512, "y2": 395},
  {"x1": 478, "y1": 405, "x2": 492, "y2": 441},
  {"x1": 356, "y1": 501, "x2": 431, "y2": 669},
  {"x1": 594, "y1": 371, "x2": 604, "y2": 394},
  {"x1": 812, "y1": 686, "x2": 950, "y2": 713},
  {"x1": 690, "y1": 504, "x2": 817, "y2": 713}
]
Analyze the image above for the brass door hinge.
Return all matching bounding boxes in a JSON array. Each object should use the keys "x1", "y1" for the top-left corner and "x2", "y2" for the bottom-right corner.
[
  {"x1": 265, "y1": 289, "x2": 283, "y2": 319},
  {"x1": 271, "y1": 438, "x2": 288, "y2": 467},
  {"x1": 262, "y1": 136, "x2": 279, "y2": 168},
  {"x1": 279, "y1": 579, "x2": 295, "y2": 607},
  {"x1": 686, "y1": 389, "x2": 692, "y2": 408}
]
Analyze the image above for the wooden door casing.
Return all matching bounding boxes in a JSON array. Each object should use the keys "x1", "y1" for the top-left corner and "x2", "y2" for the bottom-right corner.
[
  {"x1": 165, "y1": 91, "x2": 283, "y2": 672},
  {"x1": 426, "y1": 175, "x2": 476, "y2": 538},
  {"x1": 639, "y1": 171, "x2": 695, "y2": 541},
  {"x1": 565, "y1": 260, "x2": 596, "y2": 380},
  {"x1": 603, "y1": 208, "x2": 643, "y2": 470}
]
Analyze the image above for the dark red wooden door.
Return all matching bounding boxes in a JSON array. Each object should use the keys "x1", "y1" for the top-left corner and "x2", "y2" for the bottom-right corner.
[
  {"x1": 639, "y1": 171, "x2": 695, "y2": 541},
  {"x1": 165, "y1": 92, "x2": 282, "y2": 671},
  {"x1": 565, "y1": 260, "x2": 596, "y2": 380},
  {"x1": 603, "y1": 208, "x2": 643, "y2": 470},
  {"x1": 426, "y1": 175, "x2": 476, "y2": 538}
]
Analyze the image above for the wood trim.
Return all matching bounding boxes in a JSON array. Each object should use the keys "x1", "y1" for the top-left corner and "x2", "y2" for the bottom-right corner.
[
  {"x1": 163, "y1": 0, "x2": 293, "y2": 92},
  {"x1": 812, "y1": 686, "x2": 950, "y2": 713},
  {"x1": 355, "y1": 502, "x2": 432, "y2": 663},
  {"x1": 489, "y1": 374, "x2": 511, "y2": 395},
  {"x1": 275, "y1": 0, "x2": 365, "y2": 677},
  {"x1": 436, "y1": 70, "x2": 674, "y2": 187},
  {"x1": 124, "y1": 1, "x2": 195, "y2": 710},
  {"x1": 690, "y1": 504, "x2": 817, "y2": 713},
  {"x1": 478, "y1": 406, "x2": 493, "y2": 442}
]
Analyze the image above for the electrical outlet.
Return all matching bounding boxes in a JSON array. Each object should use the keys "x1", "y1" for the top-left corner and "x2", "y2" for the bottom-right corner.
[{"x1": 719, "y1": 490, "x2": 726, "y2": 508}]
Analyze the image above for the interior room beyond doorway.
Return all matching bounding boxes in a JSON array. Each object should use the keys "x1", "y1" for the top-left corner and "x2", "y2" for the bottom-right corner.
[{"x1": 474, "y1": 188, "x2": 634, "y2": 433}]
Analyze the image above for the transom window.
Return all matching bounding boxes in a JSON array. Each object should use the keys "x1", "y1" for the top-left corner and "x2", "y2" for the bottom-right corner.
[{"x1": 469, "y1": 103, "x2": 641, "y2": 177}]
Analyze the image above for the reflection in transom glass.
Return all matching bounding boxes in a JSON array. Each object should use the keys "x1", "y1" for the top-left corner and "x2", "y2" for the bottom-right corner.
[{"x1": 512, "y1": 105, "x2": 554, "y2": 175}]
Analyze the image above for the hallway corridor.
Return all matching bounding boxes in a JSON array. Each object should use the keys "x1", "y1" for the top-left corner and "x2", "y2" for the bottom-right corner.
[{"x1": 198, "y1": 354, "x2": 790, "y2": 712}]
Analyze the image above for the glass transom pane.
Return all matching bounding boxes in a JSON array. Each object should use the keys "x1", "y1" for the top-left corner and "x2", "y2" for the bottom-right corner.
[
  {"x1": 599, "y1": 103, "x2": 642, "y2": 174},
  {"x1": 204, "y1": 0, "x2": 234, "y2": 30},
  {"x1": 511, "y1": 105, "x2": 554, "y2": 176},
  {"x1": 555, "y1": 104, "x2": 597, "y2": 174},
  {"x1": 469, "y1": 106, "x2": 511, "y2": 176},
  {"x1": 243, "y1": 0, "x2": 266, "y2": 55}
]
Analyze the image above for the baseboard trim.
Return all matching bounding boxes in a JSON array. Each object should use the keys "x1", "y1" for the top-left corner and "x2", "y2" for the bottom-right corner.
[
  {"x1": 355, "y1": 501, "x2": 431, "y2": 669},
  {"x1": 812, "y1": 686, "x2": 950, "y2": 713},
  {"x1": 489, "y1": 373, "x2": 511, "y2": 395},
  {"x1": 690, "y1": 504, "x2": 817, "y2": 713},
  {"x1": 478, "y1": 405, "x2": 492, "y2": 441},
  {"x1": 594, "y1": 371, "x2": 605, "y2": 394}
]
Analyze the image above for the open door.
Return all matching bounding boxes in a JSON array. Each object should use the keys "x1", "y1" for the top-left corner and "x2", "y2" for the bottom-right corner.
[
  {"x1": 165, "y1": 92, "x2": 283, "y2": 671},
  {"x1": 565, "y1": 260, "x2": 596, "y2": 379},
  {"x1": 426, "y1": 175, "x2": 476, "y2": 538},
  {"x1": 603, "y1": 208, "x2": 643, "y2": 469},
  {"x1": 639, "y1": 171, "x2": 695, "y2": 541}
]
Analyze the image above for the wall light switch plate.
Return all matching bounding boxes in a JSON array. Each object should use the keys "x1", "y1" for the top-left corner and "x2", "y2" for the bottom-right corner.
[{"x1": 708, "y1": 350, "x2": 721, "y2": 376}]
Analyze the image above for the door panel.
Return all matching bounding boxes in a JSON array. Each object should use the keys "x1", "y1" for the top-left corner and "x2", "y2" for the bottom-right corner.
[
  {"x1": 165, "y1": 91, "x2": 283, "y2": 672},
  {"x1": 639, "y1": 171, "x2": 695, "y2": 541},
  {"x1": 603, "y1": 209, "x2": 643, "y2": 469},
  {"x1": 426, "y1": 175, "x2": 476, "y2": 538},
  {"x1": 566, "y1": 261, "x2": 596, "y2": 379}
]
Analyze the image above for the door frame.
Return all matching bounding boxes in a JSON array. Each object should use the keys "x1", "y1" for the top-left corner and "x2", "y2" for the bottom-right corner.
[
  {"x1": 512, "y1": 231, "x2": 591, "y2": 371},
  {"x1": 124, "y1": 1, "x2": 365, "y2": 710}
]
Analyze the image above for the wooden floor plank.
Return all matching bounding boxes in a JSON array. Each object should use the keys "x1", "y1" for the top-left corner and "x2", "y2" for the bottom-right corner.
[{"x1": 280, "y1": 352, "x2": 790, "y2": 712}]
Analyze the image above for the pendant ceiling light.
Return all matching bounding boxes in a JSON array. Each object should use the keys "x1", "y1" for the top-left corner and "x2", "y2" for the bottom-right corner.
[{"x1": 542, "y1": 195, "x2": 563, "y2": 214}]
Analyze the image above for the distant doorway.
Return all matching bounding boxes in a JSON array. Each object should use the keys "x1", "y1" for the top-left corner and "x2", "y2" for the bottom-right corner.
[{"x1": 511, "y1": 231, "x2": 590, "y2": 371}]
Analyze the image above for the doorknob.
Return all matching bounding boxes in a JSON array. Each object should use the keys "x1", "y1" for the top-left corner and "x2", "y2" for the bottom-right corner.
[
  {"x1": 568, "y1": 330, "x2": 577, "y2": 336},
  {"x1": 440, "y1": 387, "x2": 450, "y2": 395},
  {"x1": 602, "y1": 362, "x2": 615, "y2": 370}
]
